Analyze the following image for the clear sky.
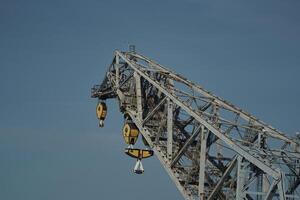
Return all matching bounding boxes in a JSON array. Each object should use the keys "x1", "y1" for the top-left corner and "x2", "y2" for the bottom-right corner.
[{"x1": 1, "y1": 0, "x2": 300, "y2": 200}]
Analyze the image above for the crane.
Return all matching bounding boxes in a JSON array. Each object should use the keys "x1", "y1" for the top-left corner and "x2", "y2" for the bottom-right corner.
[{"x1": 91, "y1": 47, "x2": 300, "y2": 200}]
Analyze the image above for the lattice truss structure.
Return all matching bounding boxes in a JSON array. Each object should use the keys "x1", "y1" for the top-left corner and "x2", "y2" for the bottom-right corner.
[{"x1": 91, "y1": 49, "x2": 300, "y2": 200}]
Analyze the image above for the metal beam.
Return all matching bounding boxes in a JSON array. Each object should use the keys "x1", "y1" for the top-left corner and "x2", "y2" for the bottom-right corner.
[
  {"x1": 278, "y1": 173, "x2": 286, "y2": 200},
  {"x1": 199, "y1": 126, "x2": 207, "y2": 199},
  {"x1": 236, "y1": 156, "x2": 247, "y2": 200},
  {"x1": 115, "y1": 55, "x2": 120, "y2": 88},
  {"x1": 167, "y1": 98, "x2": 173, "y2": 161},
  {"x1": 134, "y1": 71, "x2": 143, "y2": 120}
]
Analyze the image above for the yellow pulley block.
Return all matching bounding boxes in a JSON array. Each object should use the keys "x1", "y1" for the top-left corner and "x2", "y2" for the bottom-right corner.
[
  {"x1": 123, "y1": 123, "x2": 139, "y2": 145},
  {"x1": 125, "y1": 148, "x2": 154, "y2": 160},
  {"x1": 96, "y1": 102, "x2": 107, "y2": 127}
]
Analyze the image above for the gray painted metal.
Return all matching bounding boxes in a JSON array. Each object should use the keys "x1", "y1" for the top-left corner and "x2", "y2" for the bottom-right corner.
[
  {"x1": 167, "y1": 98, "x2": 173, "y2": 161},
  {"x1": 198, "y1": 126, "x2": 207, "y2": 199},
  {"x1": 91, "y1": 49, "x2": 300, "y2": 200}
]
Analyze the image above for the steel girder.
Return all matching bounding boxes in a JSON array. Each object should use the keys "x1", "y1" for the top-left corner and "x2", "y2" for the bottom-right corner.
[{"x1": 91, "y1": 50, "x2": 300, "y2": 200}]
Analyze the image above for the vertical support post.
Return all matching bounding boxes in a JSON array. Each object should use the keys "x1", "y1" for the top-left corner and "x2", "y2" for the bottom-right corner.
[
  {"x1": 258, "y1": 132, "x2": 262, "y2": 148},
  {"x1": 167, "y1": 98, "x2": 173, "y2": 161},
  {"x1": 236, "y1": 156, "x2": 247, "y2": 200},
  {"x1": 134, "y1": 72, "x2": 143, "y2": 121},
  {"x1": 278, "y1": 173, "x2": 286, "y2": 200},
  {"x1": 115, "y1": 55, "x2": 120, "y2": 88},
  {"x1": 212, "y1": 103, "x2": 222, "y2": 160},
  {"x1": 199, "y1": 126, "x2": 207, "y2": 200},
  {"x1": 257, "y1": 173, "x2": 263, "y2": 200},
  {"x1": 263, "y1": 174, "x2": 270, "y2": 194}
]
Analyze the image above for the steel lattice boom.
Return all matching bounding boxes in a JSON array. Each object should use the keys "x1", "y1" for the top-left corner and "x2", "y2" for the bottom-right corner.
[{"x1": 91, "y1": 48, "x2": 300, "y2": 200}]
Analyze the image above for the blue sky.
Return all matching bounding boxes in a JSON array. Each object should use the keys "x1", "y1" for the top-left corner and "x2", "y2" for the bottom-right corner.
[{"x1": 0, "y1": 0, "x2": 300, "y2": 199}]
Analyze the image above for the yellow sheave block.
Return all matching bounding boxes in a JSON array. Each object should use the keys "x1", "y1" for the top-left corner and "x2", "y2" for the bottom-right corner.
[
  {"x1": 125, "y1": 148, "x2": 153, "y2": 159},
  {"x1": 123, "y1": 123, "x2": 139, "y2": 145},
  {"x1": 96, "y1": 102, "x2": 107, "y2": 120}
]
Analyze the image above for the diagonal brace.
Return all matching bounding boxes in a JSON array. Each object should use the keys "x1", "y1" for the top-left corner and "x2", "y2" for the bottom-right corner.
[
  {"x1": 170, "y1": 125, "x2": 202, "y2": 167},
  {"x1": 142, "y1": 96, "x2": 167, "y2": 125},
  {"x1": 207, "y1": 155, "x2": 238, "y2": 200}
]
